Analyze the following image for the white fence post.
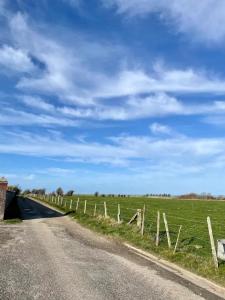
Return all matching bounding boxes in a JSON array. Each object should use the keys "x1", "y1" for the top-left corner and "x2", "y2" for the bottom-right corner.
[
  {"x1": 117, "y1": 204, "x2": 121, "y2": 224},
  {"x1": 141, "y1": 204, "x2": 145, "y2": 235},
  {"x1": 137, "y1": 209, "x2": 142, "y2": 229},
  {"x1": 173, "y1": 225, "x2": 182, "y2": 254},
  {"x1": 84, "y1": 200, "x2": 87, "y2": 214},
  {"x1": 104, "y1": 202, "x2": 108, "y2": 218},
  {"x1": 156, "y1": 211, "x2": 160, "y2": 246},
  {"x1": 207, "y1": 216, "x2": 218, "y2": 269},
  {"x1": 76, "y1": 197, "x2": 79, "y2": 212},
  {"x1": 163, "y1": 212, "x2": 171, "y2": 248}
]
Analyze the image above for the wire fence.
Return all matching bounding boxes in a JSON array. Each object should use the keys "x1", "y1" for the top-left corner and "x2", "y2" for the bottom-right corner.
[{"x1": 32, "y1": 194, "x2": 225, "y2": 267}]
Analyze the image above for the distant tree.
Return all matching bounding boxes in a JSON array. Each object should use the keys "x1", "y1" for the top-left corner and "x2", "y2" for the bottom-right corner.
[
  {"x1": 66, "y1": 190, "x2": 74, "y2": 196},
  {"x1": 8, "y1": 185, "x2": 21, "y2": 196},
  {"x1": 94, "y1": 191, "x2": 99, "y2": 197},
  {"x1": 38, "y1": 189, "x2": 46, "y2": 195},
  {"x1": 56, "y1": 187, "x2": 64, "y2": 196},
  {"x1": 23, "y1": 189, "x2": 31, "y2": 195}
]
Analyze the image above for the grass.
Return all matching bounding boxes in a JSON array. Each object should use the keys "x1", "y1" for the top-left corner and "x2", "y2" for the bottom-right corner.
[
  {"x1": 3, "y1": 218, "x2": 22, "y2": 224},
  {"x1": 35, "y1": 194, "x2": 225, "y2": 286}
]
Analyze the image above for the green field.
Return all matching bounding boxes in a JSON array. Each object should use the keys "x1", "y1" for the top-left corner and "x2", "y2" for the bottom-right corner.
[{"x1": 35, "y1": 195, "x2": 225, "y2": 285}]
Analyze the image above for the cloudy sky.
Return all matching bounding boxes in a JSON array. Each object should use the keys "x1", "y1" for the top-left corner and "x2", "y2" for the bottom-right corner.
[{"x1": 1, "y1": 0, "x2": 225, "y2": 194}]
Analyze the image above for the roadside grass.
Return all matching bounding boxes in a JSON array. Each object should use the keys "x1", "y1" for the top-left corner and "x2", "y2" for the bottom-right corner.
[
  {"x1": 72, "y1": 212, "x2": 225, "y2": 287},
  {"x1": 34, "y1": 195, "x2": 225, "y2": 286},
  {"x1": 3, "y1": 218, "x2": 22, "y2": 224}
]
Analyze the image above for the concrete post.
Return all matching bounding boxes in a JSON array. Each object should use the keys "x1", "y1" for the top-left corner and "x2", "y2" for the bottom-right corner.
[{"x1": 0, "y1": 177, "x2": 8, "y2": 220}]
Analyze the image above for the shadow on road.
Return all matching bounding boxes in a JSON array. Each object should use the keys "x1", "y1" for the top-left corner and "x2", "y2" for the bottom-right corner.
[
  {"x1": 4, "y1": 196, "x2": 21, "y2": 220},
  {"x1": 18, "y1": 197, "x2": 64, "y2": 220}
]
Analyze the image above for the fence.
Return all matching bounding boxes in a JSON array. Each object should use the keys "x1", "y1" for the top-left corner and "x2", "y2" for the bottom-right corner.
[{"x1": 33, "y1": 194, "x2": 225, "y2": 270}]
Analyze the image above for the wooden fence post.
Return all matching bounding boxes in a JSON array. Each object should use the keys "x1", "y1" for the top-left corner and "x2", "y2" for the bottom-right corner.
[
  {"x1": 69, "y1": 199, "x2": 72, "y2": 210},
  {"x1": 163, "y1": 213, "x2": 171, "y2": 248},
  {"x1": 84, "y1": 200, "x2": 87, "y2": 214},
  {"x1": 94, "y1": 203, "x2": 97, "y2": 217},
  {"x1": 141, "y1": 205, "x2": 145, "y2": 235},
  {"x1": 137, "y1": 209, "x2": 142, "y2": 229},
  {"x1": 117, "y1": 204, "x2": 121, "y2": 224},
  {"x1": 173, "y1": 225, "x2": 182, "y2": 254},
  {"x1": 104, "y1": 202, "x2": 108, "y2": 218},
  {"x1": 156, "y1": 211, "x2": 160, "y2": 246},
  {"x1": 76, "y1": 198, "x2": 79, "y2": 212},
  {"x1": 207, "y1": 216, "x2": 218, "y2": 269}
]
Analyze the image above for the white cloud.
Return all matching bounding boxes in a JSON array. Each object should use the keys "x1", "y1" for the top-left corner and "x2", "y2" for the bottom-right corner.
[
  {"x1": 1, "y1": 7, "x2": 225, "y2": 130},
  {"x1": 59, "y1": 93, "x2": 184, "y2": 120},
  {"x1": 0, "y1": 88, "x2": 224, "y2": 127},
  {"x1": 2, "y1": 91, "x2": 225, "y2": 125},
  {"x1": 0, "y1": 107, "x2": 79, "y2": 127},
  {"x1": 0, "y1": 45, "x2": 35, "y2": 73},
  {"x1": 20, "y1": 95, "x2": 55, "y2": 112},
  {"x1": 1, "y1": 129, "x2": 225, "y2": 170},
  {"x1": 149, "y1": 123, "x2": 172, "y2": 135},
  {"x1": 37, "y1": 168, "x2": 77, "y2": 176},
  {"x1": 4, "y1": 11, "x2": 225, "y2": 110},
  {"x1": 95, "y1": 65, "x2": 225, "y2": 99},
  {"x1": 104, "y1": 0, "x2": 225, "y2": 43},
  {"x1": 58, "y1": 93, "x2": 225, "y2": 121},
  {"x1": 8, "y1": 12, "x2": 114, "y2": 106},
  {"x1": 23, "y1": 174, "x2": 35, "y2": 180}
]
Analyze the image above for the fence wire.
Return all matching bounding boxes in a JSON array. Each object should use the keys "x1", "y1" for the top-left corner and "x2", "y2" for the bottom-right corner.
[{"x1": 33, "y1": 195, "x2": 225, "y2": 260}]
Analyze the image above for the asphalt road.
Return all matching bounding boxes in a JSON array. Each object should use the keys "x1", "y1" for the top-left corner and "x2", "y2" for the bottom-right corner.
[{"x1": 0, "y1": 197, "x2": 223, "y2": 300}]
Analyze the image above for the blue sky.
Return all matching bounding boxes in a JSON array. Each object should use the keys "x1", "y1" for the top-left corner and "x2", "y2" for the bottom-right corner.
[{"x1": 1, "y1": 0, "x2": 225, "y2": 194}]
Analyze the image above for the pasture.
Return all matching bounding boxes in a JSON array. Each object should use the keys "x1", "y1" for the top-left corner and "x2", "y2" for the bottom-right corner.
[{"x1": 69, "y1": 195, "x2": 225, "y2": 257}]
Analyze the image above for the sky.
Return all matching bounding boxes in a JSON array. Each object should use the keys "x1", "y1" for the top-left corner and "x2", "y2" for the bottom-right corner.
[{"x1": 1, "y1": 1, "x2": 225, "y2": 194}]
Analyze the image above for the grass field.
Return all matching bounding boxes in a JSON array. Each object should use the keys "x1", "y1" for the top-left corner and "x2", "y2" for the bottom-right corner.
[{"x1": 34, "y1": 194, "x2": 225, "y2": 286}]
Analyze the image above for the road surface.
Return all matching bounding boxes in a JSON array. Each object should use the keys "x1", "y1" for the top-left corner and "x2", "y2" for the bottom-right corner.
[{"x1": 0, "y1": 197, "x2": 223, "y2": 300}]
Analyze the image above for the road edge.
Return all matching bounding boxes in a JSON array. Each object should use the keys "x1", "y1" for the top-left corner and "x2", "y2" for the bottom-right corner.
[{"x1": 124, "y1": 243, "x2": 225, "y2": 299}]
